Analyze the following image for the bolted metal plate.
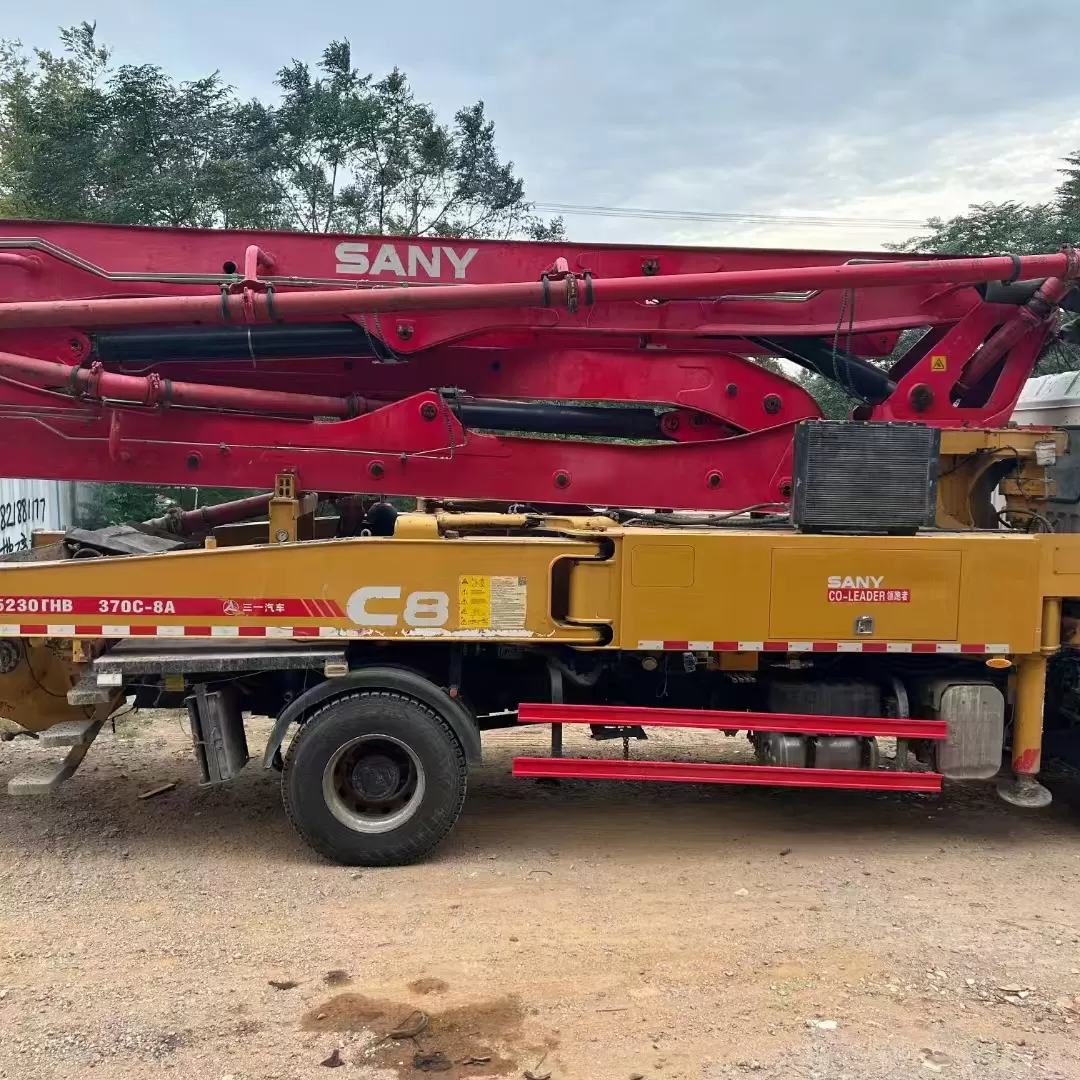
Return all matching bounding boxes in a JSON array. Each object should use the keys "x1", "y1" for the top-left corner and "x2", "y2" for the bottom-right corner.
[{"x1": 933, "y1": 682, "x2": 1005, "y2": 780}]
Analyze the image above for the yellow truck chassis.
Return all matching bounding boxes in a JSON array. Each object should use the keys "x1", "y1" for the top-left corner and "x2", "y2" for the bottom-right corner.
[{"x1": 1, "y1": 483, "x2": 1077, "y2": 863}]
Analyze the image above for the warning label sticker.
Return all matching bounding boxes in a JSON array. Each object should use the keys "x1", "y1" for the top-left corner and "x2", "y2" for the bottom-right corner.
[
  {"x1": 491, "y1": 575, "x2": 528, "y2": 629},
  {"x1": 458, "y1": 575, "x2": 490, "y2": 629},
  {"x1": 930, "y1": 355, "x2": 948, "y2": 371},
  {"x1": 458, "y1": 575, "x2": 527, "y2": 629}
]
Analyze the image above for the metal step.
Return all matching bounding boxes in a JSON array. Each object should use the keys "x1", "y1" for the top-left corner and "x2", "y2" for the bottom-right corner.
[
  {"x1": 93, "y1": 638, "x2": 347, "y2": 676},
  {"x1": 38, "y1": 719, "x2": 103, "y2": 748},
  {"x1": 8, "y1": 743, "x2": 93, "y2": 795},
  {"x1": 67, "y1": 674, "x2": 116, "y2": 706}
]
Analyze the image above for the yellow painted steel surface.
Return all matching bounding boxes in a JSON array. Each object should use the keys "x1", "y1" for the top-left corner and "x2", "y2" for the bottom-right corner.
[
  {"x1": 0, "y1": 535, "x2": 607, "y2": 644},
  {"x1": 1, "y1": 521, "x2": 1079, "y2": 655},
  {"x1": 617, "y1": 531, "x2": 1048, "y2": 650},
  {"x1": 0, "y1": 641, "x2": 89, "y2": 731}
]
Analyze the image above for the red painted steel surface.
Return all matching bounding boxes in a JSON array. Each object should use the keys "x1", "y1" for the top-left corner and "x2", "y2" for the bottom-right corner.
[
  {"x1": 516, "y1": 703, "x2": 946, "y2": 740},
  {"x1": 0, "y1": 219, "x2": 1074, "y2": 508},
  {"x1": 511, "y1": 756, "x2": 944, "y2": 792}
]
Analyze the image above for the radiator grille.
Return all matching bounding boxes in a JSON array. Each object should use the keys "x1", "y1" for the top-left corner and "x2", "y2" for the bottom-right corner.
[{"x1": 791, "y1": 421, "x2": 939, "y2": 534}]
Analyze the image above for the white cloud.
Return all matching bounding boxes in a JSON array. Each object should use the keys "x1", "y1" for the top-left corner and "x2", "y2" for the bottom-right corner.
[
  {"x1": 556, "y1": 102, "x2": 1080, "y2": 251},
  {"x1": 7, "y1": 0, "x2": 1080, "y2": 254}
]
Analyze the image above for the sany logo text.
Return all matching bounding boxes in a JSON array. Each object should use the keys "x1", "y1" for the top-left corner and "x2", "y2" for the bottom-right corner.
[
  {"x1": 334, "y1": 242, "x2": 479, "y2": 280},
  {"x1": 827, "y1": 575, "x2": 884, "y2": 589}
]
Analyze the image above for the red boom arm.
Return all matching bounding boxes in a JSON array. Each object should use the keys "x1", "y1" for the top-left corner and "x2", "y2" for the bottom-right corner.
[{"x1": 0, "y1": 220, "x2": 1074, "y2": 511}]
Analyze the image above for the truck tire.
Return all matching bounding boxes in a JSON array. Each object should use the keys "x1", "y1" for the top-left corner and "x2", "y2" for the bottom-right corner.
[{"x1": 281, "y1": 690, "x2": 468, "y2": 866}]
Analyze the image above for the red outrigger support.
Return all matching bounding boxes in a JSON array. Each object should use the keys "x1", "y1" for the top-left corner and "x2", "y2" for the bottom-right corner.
[
  {"x1": 0, "y1": 219, "x2": 1075, "y2": 511},
  {"x1": 512, "y1": 703, "x2": 946, "y2": 793}
]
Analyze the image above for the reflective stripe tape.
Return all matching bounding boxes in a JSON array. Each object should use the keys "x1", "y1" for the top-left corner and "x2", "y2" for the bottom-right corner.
[
  {"x1": 637, "y1": 640, "x2": 1011, "y2": 654},
  {"x1": 0, "y1": 624, "x2": 1014, "y2": 656}
]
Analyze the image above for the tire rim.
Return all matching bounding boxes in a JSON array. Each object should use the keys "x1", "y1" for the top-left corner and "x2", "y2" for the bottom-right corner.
[{"x1": 322, "y1": 734, "x2": 426, "y2": 834}]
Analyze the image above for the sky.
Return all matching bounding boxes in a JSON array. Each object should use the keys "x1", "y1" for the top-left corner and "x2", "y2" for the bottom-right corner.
[{"x1": 6, "y1": 1, "x2": 1080, "y2": 251}]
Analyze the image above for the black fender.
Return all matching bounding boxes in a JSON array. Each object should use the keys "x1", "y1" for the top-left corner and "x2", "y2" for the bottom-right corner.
[{"x1": 262, "y1": 665, "x2": 482, "y2": 769}]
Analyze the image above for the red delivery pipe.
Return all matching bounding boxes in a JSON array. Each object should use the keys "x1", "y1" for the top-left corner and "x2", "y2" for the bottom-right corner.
[
  {"x1": 173, "y1": 493, "x2": 274, "y2": 533},
  {"x1": 0, "y1": 351, "x2": 363, "y2": 418},
  {"x1": 954, "y1": 276, "x2": 1074, "y2": 396},
  {"x1": 0, "y1": 253, "x2": 41, "y2": 274},
  {"x1": 0, "y1": 252, "x2": 1074, "y2": 331},
  {"x1": 590, "y1": 252, "x2": 1080, "y2": 304},
  {"x1": 142, "y1": 492, "x2": 274, "y2": 535}
]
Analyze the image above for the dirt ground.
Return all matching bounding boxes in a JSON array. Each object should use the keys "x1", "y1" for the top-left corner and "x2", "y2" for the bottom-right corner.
[{"x1": 2, "y1": 714, "x2": 1080, "y2": 1080}]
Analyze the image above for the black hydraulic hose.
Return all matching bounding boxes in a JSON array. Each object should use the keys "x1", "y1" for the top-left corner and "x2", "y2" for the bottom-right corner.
[
  {"x1": 977, "y1": 278, "x2": 1080, "y2": 313},
  {"x1": 751, "y1": 335, "x2": 896, "y2": 403},
  {"x1": 454, "y1": 399, "x2": 668, "y2": 439},
  {"x1": 92, "y1": 322, "x2": 390, "y2": 365}
]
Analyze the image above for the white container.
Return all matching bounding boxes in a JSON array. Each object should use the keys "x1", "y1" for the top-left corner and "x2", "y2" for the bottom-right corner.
[
  {"x1": 0, "y1": 478, "x2": 72, "y2": 557},
  {"x1": 1013, "y1": 371, "x2": 1080, "y2": 427},
  {"x1": 1012, "y1": 374, "x2": 1080, "y2": 532}
]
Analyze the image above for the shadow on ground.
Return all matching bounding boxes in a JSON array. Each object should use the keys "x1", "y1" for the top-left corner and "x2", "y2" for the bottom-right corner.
[{"x1": 3, "y1": 729, "x2": 1079, "y2": 864}]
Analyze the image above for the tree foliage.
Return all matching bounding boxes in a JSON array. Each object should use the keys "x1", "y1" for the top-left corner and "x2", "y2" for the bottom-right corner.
[
  {"x1": 77, "y1": 484, "x2": 264, "y2": 530},
  {"x1": 891, "y1": 201, "x2": 1068, "y2": 257},
  {"x1": 796, "y1": 369, "x2": 851, "y2": 420},
  {"x1": 272, "y1": 48, "x2": 561, "y2": 238},
  {"x1": 891, "y1": 154, "x2": 1080, "y2": 257},
  {"x1": 0, "y1": 23, "x2": 561, "y2": 239},
  {"x1": 0, "y1": 24, "x2": 276, "y2": 228}
]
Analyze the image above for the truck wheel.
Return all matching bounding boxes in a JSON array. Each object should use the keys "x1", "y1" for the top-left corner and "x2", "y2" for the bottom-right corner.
[{"x1": 281, "y1": 690, "x2": 468, "y2": 866}]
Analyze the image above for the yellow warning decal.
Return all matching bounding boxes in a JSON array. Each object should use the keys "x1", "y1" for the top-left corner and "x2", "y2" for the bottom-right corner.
[
  {"x1": 930, "y1": 354, "x2": 947, "y2": 371},
  {"x1": 458, "y1": 575, "x2": 491, "y2": 629}
]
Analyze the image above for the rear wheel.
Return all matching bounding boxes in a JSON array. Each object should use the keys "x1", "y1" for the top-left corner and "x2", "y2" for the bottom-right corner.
[{"x1": 282, "y1": 690, "x2": 468, "y2": 865}]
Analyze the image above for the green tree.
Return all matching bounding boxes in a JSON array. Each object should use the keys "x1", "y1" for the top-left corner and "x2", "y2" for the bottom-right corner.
[
  {"x1": 891, "y1": 152, "x2": 1080, "y2": 257},
  {"x1": 0, "y1": 24, "x2": 277, "y2": 227},
  {"x1": 890, "y1": 201, "x2": 1067, "y2": 257},
  {"x1": 99, "y1": 63, "x2": 279, "y2": 229},
  {"x1": 77, "y1": 484, "x2": 265, "y2": 530},
  {"x1": 0, "y1": 24, "x2": 109, "y2": 221},
  {"x1": 271, "y1": 42, "x2": 561, "y2": 239},
  {"x1": 795, "y1": 370, "x2": 851, "y2": 420},
  {"x1": 0, "y1": 24, "x2": 561, "y2": 239},
  {"x1": 77, "y1": 484, "x2": 166, "y2": 530}
]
